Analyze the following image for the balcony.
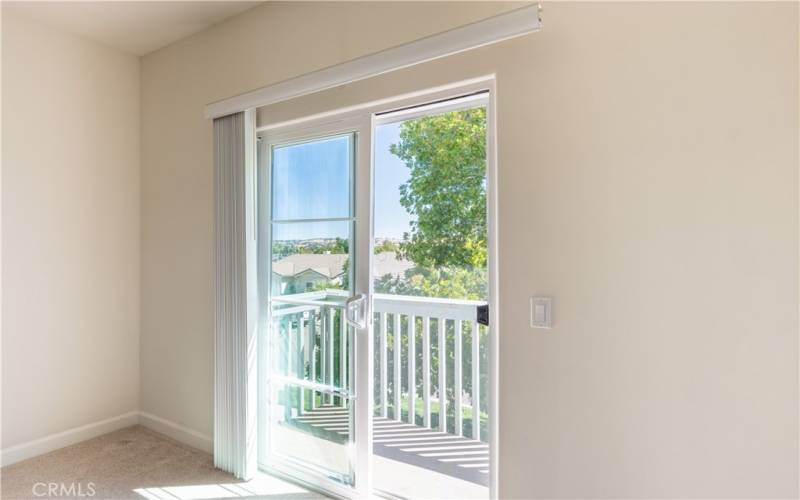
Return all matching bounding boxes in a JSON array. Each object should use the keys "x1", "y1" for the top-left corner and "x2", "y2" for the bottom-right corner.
[{"x1": 270, "y1": 289, "x2": 489, "y2": 498}]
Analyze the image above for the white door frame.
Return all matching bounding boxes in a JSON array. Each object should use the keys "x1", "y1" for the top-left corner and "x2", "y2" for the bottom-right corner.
[
  {"x1": 257, "y1": 75, "x2": 500, "y2": 499},
  {"x1": 258, "y1": 116, "x2": 373, "y2": 500}
]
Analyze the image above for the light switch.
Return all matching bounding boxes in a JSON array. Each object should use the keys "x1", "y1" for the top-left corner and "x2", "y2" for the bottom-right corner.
[{"x1": 530, "y1": 296, "x2": 552, "y2": 329}]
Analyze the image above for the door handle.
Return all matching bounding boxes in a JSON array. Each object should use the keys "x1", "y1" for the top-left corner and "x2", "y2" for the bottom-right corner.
[{"x1": 345, "y1": 293, "x2": 367, "y2": 329}]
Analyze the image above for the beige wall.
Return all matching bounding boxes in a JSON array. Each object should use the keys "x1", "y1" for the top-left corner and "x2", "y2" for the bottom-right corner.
[
  {"x1": 141, "y1": 2, "x2": 798, "y2": 498},
  {"x1": 1, "y1": 11, "x2": 141, "y2": 448}
]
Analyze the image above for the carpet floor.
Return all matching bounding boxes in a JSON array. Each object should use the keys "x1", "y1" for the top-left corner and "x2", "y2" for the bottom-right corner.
[{"x1": 1, "y1": 426, "x2": 326, "y2": 500}]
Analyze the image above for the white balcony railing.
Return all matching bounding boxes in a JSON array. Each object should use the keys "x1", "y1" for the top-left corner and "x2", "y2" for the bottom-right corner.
[{"x1": 270, "y1": 289, "x2": 488, "y2": 441}]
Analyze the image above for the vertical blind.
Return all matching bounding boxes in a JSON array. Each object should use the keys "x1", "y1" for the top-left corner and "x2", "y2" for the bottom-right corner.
[{"x1": 213, "y1": 111, "x2": 257, "y2": 479}]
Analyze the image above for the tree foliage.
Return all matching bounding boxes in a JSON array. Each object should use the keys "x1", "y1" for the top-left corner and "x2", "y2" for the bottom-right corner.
[
  {"x1": 390, "y1": 107, "x2": 487, "y2": 270},
  {"x1": 374, "y1": 266, "x2": 486, "y2": 301},
  {"x1": 373, "y1": 239, "x2": 400, "y2": 254},
  {"x1": 273, "y1": 237, "x2": 348, "y2": 259}
]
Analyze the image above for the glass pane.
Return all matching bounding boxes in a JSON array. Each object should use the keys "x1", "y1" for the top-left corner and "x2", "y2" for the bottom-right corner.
[
  {"x1": 271, "y1": 220, "x2": 351, "y2": 297},
  {"x1": 269, "y1": 380, "x2": 353, "y2": 485},
  {"x1": 371, "y1": 105, "x2": 490, "y2": 499},
  {"x1": 272, "y1": 135, "x2": 352, "y2": 221},
  {"x1": 262, "y1": 131, "x2": 357, "y2": 490},
  {"x1": 372, "y1": 109, "x2": 487, "y2": 301}
]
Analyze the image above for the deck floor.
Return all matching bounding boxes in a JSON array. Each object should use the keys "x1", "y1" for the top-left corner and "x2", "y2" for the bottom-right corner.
[{"x1": 293, "y1": 406, "x2": 489, "y2": 486}]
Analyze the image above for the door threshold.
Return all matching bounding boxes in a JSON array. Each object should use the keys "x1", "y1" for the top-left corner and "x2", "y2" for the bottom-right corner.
[{"x1": 257, "y1": 466, "x2": 347, "y2": 500}]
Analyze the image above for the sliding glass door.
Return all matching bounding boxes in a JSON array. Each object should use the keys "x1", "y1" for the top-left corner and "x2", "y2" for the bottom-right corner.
[{"x1": 257, "y1": 84, "x2": 494, "y2": 500}]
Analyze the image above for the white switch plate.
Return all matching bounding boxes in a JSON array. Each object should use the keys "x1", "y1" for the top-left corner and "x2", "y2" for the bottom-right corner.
[{"x1": 530, "y1": 296, "x2": 552, "y2": 329}]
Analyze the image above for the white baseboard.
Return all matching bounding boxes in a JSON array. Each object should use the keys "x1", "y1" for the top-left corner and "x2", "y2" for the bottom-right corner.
[
  {"x1": 1, "y1": 411, "x2": 214, "y2": 467},
  {"x1": 138, "y1": 411, "x2": 213, "y2": 454},
  {"x1": 1, "y1": 411, "x2": 140, "y2": 467}
]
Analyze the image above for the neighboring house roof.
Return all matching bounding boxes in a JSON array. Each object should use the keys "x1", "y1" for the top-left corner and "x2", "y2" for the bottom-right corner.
[
  {"x1": 373, "y1": 252, "x2": 414, "y2": 278},
  {"x1": 272, "y1": 253, "x2": 347, "y2": 279},
  {"x1": 272, "y1": 252, "x2": 413, "y2": 280}
]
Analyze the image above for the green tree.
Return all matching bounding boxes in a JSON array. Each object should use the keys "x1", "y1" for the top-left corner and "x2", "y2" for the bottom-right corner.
[
  {"x1": 384, "y1": 108, "x2": 490, "y2": 437},
  {"x1": 374, "y1": 266, "x2": 486, "y2": 301},
  {"x1": 328, "y1": 237, "x2": 348, "y2": 254},
  {"x1": 391, "y1": 107, "x2": 487, "y2": 269},
  {"x1": 374, "y1": 239, "x2": 400, "y2": 254}
]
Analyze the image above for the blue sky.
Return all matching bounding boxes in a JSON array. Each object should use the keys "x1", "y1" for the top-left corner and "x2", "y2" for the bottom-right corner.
[
  {"x1": 270, "y1": 123, "x2": 413, "y2": 242},
  {"x1": 373, "y1": 122, "x2": 414, "y2": 240},
  {"x1": 272, "y1": 135, "x2": 350, "y2": 222}
]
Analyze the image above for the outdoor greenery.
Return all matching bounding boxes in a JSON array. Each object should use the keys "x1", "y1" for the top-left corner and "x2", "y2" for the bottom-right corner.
[
  {"x1": 375, "y1": 107, "x2": 487, "y2": 301},
  {"x1": 373, "y1": 239, "x2": 400, "y2": 254},
  {"x1": 272, "y1": 237, "x2": 348, "y2": 259},
  {"x1": 392, "y1": 106, "x2": 487, "y2": 270},
  {"x1": 374, "y1": 107, "x2": 490, "y2": 433}
]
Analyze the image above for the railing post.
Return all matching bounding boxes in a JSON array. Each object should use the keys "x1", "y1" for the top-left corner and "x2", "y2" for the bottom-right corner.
[
  {"x1": 438, "y1": 318, "x2": 447, "y2": 432},
  {"x1": 320, "y1": 307, "x2": 327, "y2": 404},
  {"x1": 422, "y1": 316, "x2": 431, "y2": 427},
  {"x1": 455, "y1": 319, "x2": 463, "y2": 436},
  {"x1": 288, "y1": 316, "x2": 295, "y2": 375},
  {"x1": 292, "y1": 313, "x2": 306, "y2": 415},
  {"x1": 327, "y1": 307, "x2": 335, "y2": 405},
  {"x1": 407, "y1": 316, "x2": 416, "y2": 425},
  {"x1": 393, "y1": 313, "x2": 401, "y2": 420},
  {"x1": 283, "y1": 318, "x2": 291, "y2": 421},
  {"x1": 302, "y1": 312, "x2": 310, "y2": 412},
  {"x1": 471, "y1": 319, "x2": 480, "y2": 441},
  {"x1": 339, "y1": 307, "x2": 346, "y2": 407},
  {"x1": 310, "y1": 310, "x2": 317, "y2": 409},
  {"x1": 380, "y1": 312, "x2": 388, "y2": 417},
  {"x1": 289, "y1": 317, "x2": 295, "y2": 415}
]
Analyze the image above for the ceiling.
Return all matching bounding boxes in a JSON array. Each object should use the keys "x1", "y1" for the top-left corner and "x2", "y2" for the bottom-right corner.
[{"x1": 4, "y1": 1, "x2": 263, "y2": 56}]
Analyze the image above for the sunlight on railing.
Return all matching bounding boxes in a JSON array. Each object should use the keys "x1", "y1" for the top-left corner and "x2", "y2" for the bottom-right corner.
[{"x1": 271, "y1": 289, "x2": 488, "y2": 442}]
